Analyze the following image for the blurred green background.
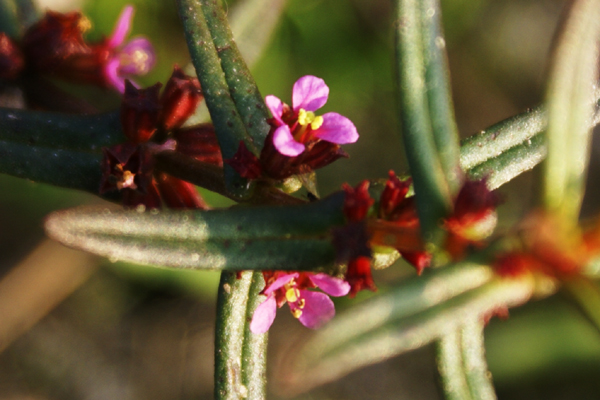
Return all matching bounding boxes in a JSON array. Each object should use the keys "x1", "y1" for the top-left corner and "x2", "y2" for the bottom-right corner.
[{"x1": 2, "y1": 0, "x2": 600, "y2": 399}]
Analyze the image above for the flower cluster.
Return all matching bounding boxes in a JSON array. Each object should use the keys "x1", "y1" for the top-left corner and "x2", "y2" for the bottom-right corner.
[
  {"x1": 338, "y1": 174, "x2": 500, "y2": 297},
  {"x1": 227, "y1": 75, "x2": 358, "y2": 184},
  {"x1": 250, "y1": 271, "x2": 350, "y2": 334},
  {"x1": 0, "y1": 5, "x2": 155, "y2": 92},
  {"x1": 100, "y1": 66, "x2": 222, "y2": 209}
]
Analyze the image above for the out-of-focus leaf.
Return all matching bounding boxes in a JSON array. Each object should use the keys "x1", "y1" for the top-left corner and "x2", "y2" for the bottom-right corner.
[
  {"x1": 0, "y1": 109, "x2": 123, "y2": 193},
  {"x1": 45, "y1": 192, "x2": 346, "y2": 271},
  {"x1": 542, "y1": 0, "x2": 600, "y2": 223},
  {"x1": 279, "y1": 273, "x2": 533, "y2": 394},
  {"x1": 437, "y1": 329, "x2": 472, "y2": 400},
  {"x1": 461, "y1": 319, "x2": 497, "y2": 400},
  {"x1": 394, "y1": 0, "x2": 452, "y2": 241},
  {"x1": 0, "y1": 0, "x2": 18, "y2": 37},
  {"x1": 420, "y1": 0, "x2": 461, "y2": 194}
]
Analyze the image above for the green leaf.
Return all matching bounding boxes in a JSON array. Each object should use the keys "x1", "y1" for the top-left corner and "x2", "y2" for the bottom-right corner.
[
  {"x1": 542, "y1": 0, "x2": 600, "y2": 223},
  {"x1": 44, "y1": 192, "x2": 346, "y2": 271},
  {"x1": 420, "y1": 0, "x2": 461, "y2": 194},
  {"x1": 437, "y1": 329, "x2": 472, "y2": 400},
  {"x1": 214, "y1": 270, "x2": 254, "y2": 400},
  {"x1": 0, "y1": 109, "x2": 123, "y2": 193},
  {"x1": 241, "y1": 271, "x2": 268, "y2": 400},
  {"x1": 394, "y1": 0, "x2": 452, "y2": 241},
  {"x1": 0, "y1": 0, "x2": 18, "y2": 37},
  {"x1": 279, "y1": 271, "x2": 533, "y2": 394},
  {"x1": 465, "y1": 133, "x2": 546, "y2": 190},
  {"x1": 460, "y1": 319, "x2": 497, "y2": 400},
  {"x1": 177, "y1": 0, "x2": 270, "y2": 200}
]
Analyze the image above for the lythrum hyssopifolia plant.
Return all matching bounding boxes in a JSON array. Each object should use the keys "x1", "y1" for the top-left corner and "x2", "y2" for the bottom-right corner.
[{"x1": 2, "y1": 0, "x2": 600, "y2": 398}]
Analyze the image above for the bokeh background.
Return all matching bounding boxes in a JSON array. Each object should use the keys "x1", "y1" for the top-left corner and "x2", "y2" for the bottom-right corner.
[{"x1": 2, "y1": 0, "x2": 600, "y2": 399}]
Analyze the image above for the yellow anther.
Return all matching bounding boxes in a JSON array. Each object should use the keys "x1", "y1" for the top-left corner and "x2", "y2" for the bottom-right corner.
[
  {"x1": 310, "y1": 116, "x2": 323, "y2": 130},
  {"x1": 298, "y1": 108, "x2": 316, "y2": 126},
  {"x1": 297, "y1": 298, "x2": 306, "y2": 309},
  {"x1": 291, "y1": 308, "x2": 303, "y2": 319},
  {"x1": 285, "y1": 288, "x2": 300, "y2": 303},
  {"x1": 78, "y1": 16, "x2": 92, "y2": 33},
  {"x1": 117, "y1": 170, "x2": 137, "y2": 190}
]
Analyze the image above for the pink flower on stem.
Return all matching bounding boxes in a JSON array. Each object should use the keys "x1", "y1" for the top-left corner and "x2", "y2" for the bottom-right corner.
[
  {"x1": 266, "y1": 75, "x2": 359, "y2": 156},
  {"x1": 250, "y1": 272, "x2": 350, "y2": 334},
  {"x1": 102, "y1": 5, "x2": 156, "y2": 93}
]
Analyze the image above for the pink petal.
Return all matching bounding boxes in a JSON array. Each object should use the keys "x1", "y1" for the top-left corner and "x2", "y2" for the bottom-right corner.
[
  {"x1": 292, "y1": 75, "x2": 329, "y2": 112},
  {"x1": 250, "y1": 295, "x2": 277, "y2": 334},
  {"x1": 313, "y1": 112, "x2": 359, "y2": 145},
  {"x1": 272, "y1": 125, "x2": 305, "y2": 156},
  {"x1": 108, "y1": 5, "x2": 134, "y2": 49},
  {"x1": 104, "y1": 57, "x2": 126, "y2": 93},
  {"x1": 263, "y1": 272, "x2": 299, "y2": 295},
  {"x1": 119, "y1": 37, "x2": 156, "y2": 75},
  {"x1": 309, "y1": 273, "x2": 351, "y2": 297},
  {"x1": 265, "y1": 95, "x2": 285, "y2": 125},
  {"x1": 297, "y1": 290, "x2": 335, "y2": 329}
]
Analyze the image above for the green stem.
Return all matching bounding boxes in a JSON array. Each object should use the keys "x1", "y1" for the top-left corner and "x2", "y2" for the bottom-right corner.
[
  {"x1": 460, "y1": 319, "x2": 497, "y2": 400},
  {"x1": 214, "y1": 271, "x2": 254, "y2": 400},
  {"x1": 0, "y1": 0, "x2": 18, "y2": 37},
  {"x1": 241, "y1": 271, "x2": 268, "y2": 400},
  {"x1": 420, "y1": 0, "x2": 461, "y2": 194},
  {"x1": 394, "y1": 0, "x2": 452, "y2": 242}
]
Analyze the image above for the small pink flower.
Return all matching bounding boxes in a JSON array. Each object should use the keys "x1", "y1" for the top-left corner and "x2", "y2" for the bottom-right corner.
[
  {"x1": 250, "y1": 271, "x2": 350, "y2": 334},
  {"x1": 266, "y1": 75, "x2": 359, "y2": 157},
  {"x1": 103, "y1": 5, "x2": 156, "y2": 93}
]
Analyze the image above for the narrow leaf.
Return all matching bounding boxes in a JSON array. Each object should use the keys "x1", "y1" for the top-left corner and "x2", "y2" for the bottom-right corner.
[
  {"x1": 420, "y1": 0, "x2": 461, "y2": 194},
  {"x1": 215, "y1": 270, "x2": 253, "y2": 400},
  {"x1": 0, "y1": 0, "x2": 19, "y2": 37},
  {"x1": 395, "y1": 0, "x2": 452, "y2": 241},
  {"x1": 177, "y1": 0, "x2": 256, "y2": 199},
  {"x1": 44, "y1": 193, "x2": 346, "y2": 271},
  {"x1": 542, "y1": 0, "x2": 600, "y2": 222},
  {"x1": 437, "y1": 330, "x2": 472, "y2": 400},
  {"x1": 241, "y1": 271, "x2": 268, "y2": 400},
  {"x1": 461, "y1": 319, "x2": 497, "y2": 400},
  {"x1": 280, "y1": 276, "x2": 533, "y2": 394}
]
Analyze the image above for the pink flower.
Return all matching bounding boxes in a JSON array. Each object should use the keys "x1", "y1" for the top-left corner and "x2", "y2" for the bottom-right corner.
[
  {"x1": 102, "y1": 5, "x2": 156, "y2": 93},
  {"x1": 250, "y1": 271, "x2": 350, "y2": 334},
  {"x1": 266, "y1": 75, "x2": 359, "y2": 156}
]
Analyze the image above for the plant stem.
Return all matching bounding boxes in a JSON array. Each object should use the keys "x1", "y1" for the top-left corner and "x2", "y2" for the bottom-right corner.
[
  {"x1": 437, "y1": 330, "x2": 472, "y2": 400},
  {"x1": 460, "y1": 319, "x2": 497, "y2": 400}
]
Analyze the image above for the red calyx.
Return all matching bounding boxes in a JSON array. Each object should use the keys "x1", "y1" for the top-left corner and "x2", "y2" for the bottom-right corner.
[
  {"x1": 121, "y1": 80, "x2": 161, "y2": 144},
  {"x1": 160, "y1": 65, "x2": 203, "y2": 131}
]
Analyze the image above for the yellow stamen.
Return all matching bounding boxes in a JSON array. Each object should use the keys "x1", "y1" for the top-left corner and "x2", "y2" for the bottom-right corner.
[
  {"x1": 78, "y1": 16, "x2": 92, "y2": 33},
  {"x1": 291, "y1": 308, "x2": 303, "y2": 319},
  {"x1": 117, "y1": 170, "x2": 137, "y2": 190},
  {"x1": 285, "y1": 288, "x2": 300, "y2": 302},
  {"x1": 310, "y1": 116, "x2": 324, "y2": 130},
  {"x1": 298, "y1": 108, "x2": 316, "y2": 126},
  {"x1": 297, "y1": 298, "x2": 306, "y2": 309}
]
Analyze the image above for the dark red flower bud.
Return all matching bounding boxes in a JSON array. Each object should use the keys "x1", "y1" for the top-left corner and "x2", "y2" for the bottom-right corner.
[
  {"x1": 22, "y1": 11, "x2": 94, "y2": 77},
  {"x1": 160, "y1": 65, "x2": 202, "y2": 131},
  {"x1": 156, "y1": 172, "x2": 209, "y2": 209},
  {"x1": 379, "y1": 171, "x2": 411, "y2": 220},
  {"x1": 402, "y1": 251, "x2": 432, "y2": 275},
  {"x1": 342, "y1": 180, "x2": 374, "y2": 222},
  {"x1": 226, "y1": 141, "x2": 262, "y2": 179},
  {"x1": 346, "y1": 256, "x2": 376, "y2": 297},
  {"x1": 121, "y1": 80, "x2": 161, "y2": 143},
  {"x1": 174, "y1": 124, "x2": 223, "y2": 166},
  {"x1": 0, "y1": 34, "x2": 24, "y2": 80},
  {"x1": 100, "y1": 143, "x2": 154, "y2": 194},
  {"x1": 493, "y1": 253, "x2": 536, "y2": 278},
  {"x1": 452, "y1": 179, "x2": 501, "y2": 226}
]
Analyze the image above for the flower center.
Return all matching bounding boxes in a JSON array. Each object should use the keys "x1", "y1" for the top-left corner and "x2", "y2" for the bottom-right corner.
[
  {"x1": 298, "y1": 108, "x2": 324, "y2": 130},
  {"x1": 285, "y1": 287, "x2": 300, "y2": 302}
]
